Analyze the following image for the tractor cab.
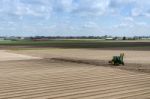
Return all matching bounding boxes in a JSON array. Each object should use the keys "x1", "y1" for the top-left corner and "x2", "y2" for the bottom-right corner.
[{"x1": 109, "y1": 53, "x2": 125, "y2": 66}]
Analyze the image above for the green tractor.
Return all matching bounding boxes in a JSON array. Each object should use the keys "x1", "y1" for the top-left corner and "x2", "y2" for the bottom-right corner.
[{"x1": 109, "y1": 53, "x2": 125, "y2": 66}]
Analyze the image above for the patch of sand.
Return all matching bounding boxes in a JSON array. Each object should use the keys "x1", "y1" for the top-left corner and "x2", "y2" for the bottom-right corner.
[{"x1": 0, "y1": 50, "x2": 41, "y2": 61}]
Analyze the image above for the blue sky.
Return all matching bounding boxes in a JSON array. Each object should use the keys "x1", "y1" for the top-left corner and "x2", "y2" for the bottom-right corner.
[{"x1": 0, "y1": 0, "x2": 150, "y2": 36}]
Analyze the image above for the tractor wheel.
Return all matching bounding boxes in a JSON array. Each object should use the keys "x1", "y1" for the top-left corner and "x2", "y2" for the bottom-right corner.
[
  {"x1": 122, "y1": 62, "x2": 125, "y2": 66},
  {"x1": 109, "y1": 61, "x2": 112, "y2": 64}
]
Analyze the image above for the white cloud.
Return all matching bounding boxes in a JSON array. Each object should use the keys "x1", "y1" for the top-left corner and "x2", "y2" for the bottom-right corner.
[
  {"x1": 113, "y1": 17, "x2": 147, "y2": 29},
  {"x1": 0, "y1": 0, "x2": 53, "y2": 21},
  {"x1": 82, "y1": 21, "x2": 99, "y2": 28},
  {"x1": 0, "y1": 0, "x2": 150, "y2": 36},
  {"x1": 0, "y1": 0, "x2": 150, "y2": 19},
  {"x1": 59, "y1": 0, "x2": 74, "y2": 12},
  {"x1": 130, "y1": 0, "x2": 150, "y2": 17},
  {"x1": 124, "y1": 17, "x2": 134, "y2": 22},
  {"x1": 70, "y1": 0, "x2": 110, "y2": 16}
]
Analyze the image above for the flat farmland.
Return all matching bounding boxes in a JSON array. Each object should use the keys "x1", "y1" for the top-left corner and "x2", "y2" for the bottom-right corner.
[
  {"x1": 0, "y1": 40, "x2": 150, "y2": 98},
  {"x1": 0, "y1": 54, "x2": 150, "y2": 99},
  {"x1": 0, "y1": 40, "x2": 150, "y2": 50},
  {"x1": 12, "y1": 48, "x2": 150, "y2": 73}
]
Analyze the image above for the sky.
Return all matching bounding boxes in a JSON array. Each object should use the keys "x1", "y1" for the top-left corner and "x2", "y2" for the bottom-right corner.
[{"x1": 0, "y1": 0, "x2": 150, "y2": 37}]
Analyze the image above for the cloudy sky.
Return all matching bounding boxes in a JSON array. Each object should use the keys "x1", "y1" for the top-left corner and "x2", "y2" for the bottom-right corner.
[{"x1": 0, "y1": 0, "x2": 150, "y2": 36}]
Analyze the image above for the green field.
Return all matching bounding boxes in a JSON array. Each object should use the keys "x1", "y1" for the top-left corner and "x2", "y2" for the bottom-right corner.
[{"x1": 0, "y1": 39, "x2": 150, "y2": 50}]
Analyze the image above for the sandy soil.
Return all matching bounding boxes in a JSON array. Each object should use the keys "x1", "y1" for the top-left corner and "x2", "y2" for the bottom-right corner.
[
  {"x1": 0, "y1": 50, "x2": 41, "y2": 61},
  {"x1": 10, "y1": 48, "x2": 150, "y2": 73},
  {"x1": 0, "y1": 48, "x2": 149, "y2": 98},
  {"x1": 11, "y1": 48, "x2": 150, "y2": 64},
  {"x1": 0, "y1": 59, "x2": 150, "y2": 99}
]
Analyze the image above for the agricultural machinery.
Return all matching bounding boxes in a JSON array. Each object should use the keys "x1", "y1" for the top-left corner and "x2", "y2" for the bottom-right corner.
[{"x1": 109, "y1": 53, "x2": 125, "y2": 66}]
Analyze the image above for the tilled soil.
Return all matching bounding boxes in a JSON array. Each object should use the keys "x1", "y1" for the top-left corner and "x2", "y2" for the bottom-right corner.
[
  {"x1": 11, "y1": 48, "x2": 150, "y2": 73},
  {"x1": 0, "y1": 59, "x2": 150, "y2": 99},
  {"x1": 0, "y1": 48, "x2": 149, "y2": 98}
]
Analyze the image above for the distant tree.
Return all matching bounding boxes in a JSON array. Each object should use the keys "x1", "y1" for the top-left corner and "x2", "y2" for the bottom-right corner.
[
  {"x1": 123, "y1": 36, "x2": 126, "y2": 40},
  {"x1": 114, "y1": 37, "x2": 118, "y2": 40}
]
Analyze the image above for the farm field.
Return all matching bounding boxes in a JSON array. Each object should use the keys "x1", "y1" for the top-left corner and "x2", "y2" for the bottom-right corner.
[
  {"x1": 0, "y1": 40, "x2": 150, "y2": 98},
  {"x1": 0, "y1": 39, "x2": 150, "y2": 50},
  {"x1": 12, "y1": 48, "x2": 150, "y2": 73},
  {"x1": 1, "y1": 0, "x2": 150, "y2": 98}
]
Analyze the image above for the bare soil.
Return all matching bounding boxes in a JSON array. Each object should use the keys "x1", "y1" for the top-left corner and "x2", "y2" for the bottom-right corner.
[
  {"x1": 0, "y1": 59, "x2": 150, "y2": 98},
  {"x1": 11, "y1": 48, "x2": 150, "y2": 73},
  {"x1": 0, "y1": 47, "x2": 150, "y2": 98},
  {"x1": 0, "y1": 50, "x2": 40, "y2": 61}
]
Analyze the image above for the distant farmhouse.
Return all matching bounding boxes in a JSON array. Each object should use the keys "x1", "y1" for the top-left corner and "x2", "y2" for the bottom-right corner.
[{"x1": 105, "y1": 37, "x2": 114, "y2": 40}]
